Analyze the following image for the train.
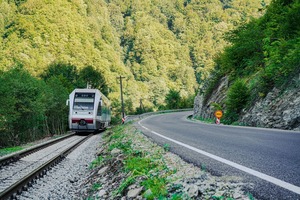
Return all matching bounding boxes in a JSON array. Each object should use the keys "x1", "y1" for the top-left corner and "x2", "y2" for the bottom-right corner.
[{"x1": 67, "y1": 88, "x2": 111, "y2": 133}]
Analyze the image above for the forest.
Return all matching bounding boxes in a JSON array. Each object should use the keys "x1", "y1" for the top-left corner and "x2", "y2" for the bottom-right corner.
[
  {"x1": 0, "y1": 0, "x2": 271, "y2": 146},
  {"x1": 204, "y1": 0, "x2": 300, "y2": 124}
]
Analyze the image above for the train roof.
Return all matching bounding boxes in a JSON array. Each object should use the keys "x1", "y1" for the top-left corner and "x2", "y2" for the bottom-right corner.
[{"x1": 70, "y1": 88, "x2": 110, "y2": 104}]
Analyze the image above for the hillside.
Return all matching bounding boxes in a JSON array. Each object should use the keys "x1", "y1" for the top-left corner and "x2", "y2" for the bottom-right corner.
[
  {"x1": 0, "y1": 0, "x2": 270, "y2": 147},
  {"x1": 0, "y1": 0, "x2": 267, "y2": 110},
  {"x1": 194, "y1": 0, "x2": 300, "y2": 130}
]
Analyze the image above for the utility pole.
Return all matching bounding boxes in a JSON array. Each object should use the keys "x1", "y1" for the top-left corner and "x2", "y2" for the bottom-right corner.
[
  {"x1": 117, "y1": 76, "x2": 125, "y2": 123},
  {"x1": 140, "y1": 98, "x2": 145, "y2": 114}
]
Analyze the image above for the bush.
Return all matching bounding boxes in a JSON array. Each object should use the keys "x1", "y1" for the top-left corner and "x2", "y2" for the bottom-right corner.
[
  {"x1": 0, "y1": 66, "x2": 48, "y2": 147},
  {"x1": 165, "y1": 89, "x2": 195, "y2": 110},
  {"x1": 165, "y1": 89, "x2": 181, "y2": 109},
  {"x1": 43, "y1": 76, "x2": 69, "y2": 135},
  {"x1": 224, "y1": 79, "x2": 250, "y2": 124}
]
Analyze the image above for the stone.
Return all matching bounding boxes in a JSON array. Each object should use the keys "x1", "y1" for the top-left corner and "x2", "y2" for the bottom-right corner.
[
  {"x1": 97, "y1": 166, "x2": 109, "y2": 175},
  {"x1": 233, "y1": 191, "x2": 243, "y2": 199},
  {"x1": 214, "y1": 190, "x2": 225, "y2": 197},
  {"x1": 111, "y1": 148, "x2": 122, "y2": 156},
  {"x1": 187, "y1": 184, "x2": 199, "y2": 197},
  {"x1": 97, "y1": 189, "x2": 107, "y2": 197},
  {"x1": 127, "y1": 186, "x2": 143, "y2": 198}
]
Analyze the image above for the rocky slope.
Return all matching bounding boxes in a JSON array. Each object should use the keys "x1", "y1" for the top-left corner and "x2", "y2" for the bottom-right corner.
[
  {"x1": 78, "y1": 125, "x2": 253, "y2": 199},
  {"x1": 193, "y1": 76, "x2": 300, "y2": 131}
]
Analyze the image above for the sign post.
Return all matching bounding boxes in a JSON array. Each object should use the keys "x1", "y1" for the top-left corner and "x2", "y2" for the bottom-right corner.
[{"x1": 214, "y1": 110, "x2": 223, "y2": 125}]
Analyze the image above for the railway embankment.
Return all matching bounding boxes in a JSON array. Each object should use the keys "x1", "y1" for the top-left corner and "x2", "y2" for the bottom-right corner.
[
  {"x1": 1, "y1": 121, "x2": 255, "y2": 199},
  {"x1": 79, "y1": 123, "x2": 253, "y2": 199}
]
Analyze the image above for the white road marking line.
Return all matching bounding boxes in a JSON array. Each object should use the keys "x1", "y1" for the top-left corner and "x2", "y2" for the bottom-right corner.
[{"x1": 138, "y1": 119, "x2": 300, "y2": 195}]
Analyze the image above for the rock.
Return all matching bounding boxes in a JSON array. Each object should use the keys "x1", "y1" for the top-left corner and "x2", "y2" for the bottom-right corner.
[
  {"x1": 96, "y1": 147, "x2": 105, "y2": 156},
  {"x1": 97, "y1": 189, "x2": 107, "y2": 197},
  {"x1": 127, "y1": 186, "x2": 143, "y2": 198},
  {"x1": 193, "y1": 76, "x2": 229, "y2": 120},
  {"x1": 194, "y1": 76, "x2": 300, "y2": 131},
  {"x1": 233, "y1": 191, "x2": 243, "y2": 199},
  {"x1": 111, "y1": 148, "x2": 122, "y2": 156},
  {"x1": 214, "y1": 190, "x2": 225, "y2": 197},
  {"x1": 97, "y1": 166, "x2": 109, "y2": 175},
  {"x1": 186, "y1": 184, "x2": 199, "y2": 197}
]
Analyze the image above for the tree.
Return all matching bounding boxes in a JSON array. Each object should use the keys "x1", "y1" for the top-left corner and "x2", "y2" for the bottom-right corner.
[
  {"x1": 41, "y1": 62, "x2": 81, "y2": 91},
  {"x1": 78, "y1": 66, "x2": 108, "y2": 95},
  {"x1": 43, "y1": 76, "x2": 69, "y2": 136},
  {"x1": 225, "y1": 79, "x2": 250, "y2": 123},
  {"x1": 0, "y1": 65, "x2": 47, "y2": 147},
  {"x1": 165, "y1": 89, "x2": 181, "y2": 109}
]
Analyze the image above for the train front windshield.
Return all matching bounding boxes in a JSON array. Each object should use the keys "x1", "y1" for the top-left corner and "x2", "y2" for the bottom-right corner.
[{"x1": 73, "y1": 93, "x2": 95, "y2": 110}]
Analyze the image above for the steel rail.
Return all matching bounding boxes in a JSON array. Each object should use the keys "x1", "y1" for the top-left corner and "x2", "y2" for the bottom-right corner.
[
  {"x1": 0, "y1": 133, "x2": 75, "y2": 168},
  {"x1": 0, "y1": 134, "x2": 92, "y2": 200}
]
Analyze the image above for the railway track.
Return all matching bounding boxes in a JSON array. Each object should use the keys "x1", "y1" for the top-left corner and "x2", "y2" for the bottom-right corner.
[
  {"x1": 0, "y1": 133, "x2": 75, "y2": 168},
  {"x1": 0, "y1": 134, "x2": 92, "y2": 200}
]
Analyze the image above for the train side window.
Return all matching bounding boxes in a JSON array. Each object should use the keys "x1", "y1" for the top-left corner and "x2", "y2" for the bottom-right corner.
[{"x1": 98, "y1": 102, "x2": 102, "y2": 116}]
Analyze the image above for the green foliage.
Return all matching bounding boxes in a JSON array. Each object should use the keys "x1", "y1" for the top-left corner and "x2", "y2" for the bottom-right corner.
[
  {"x1": 212, "y1": 196, "x2": 234, "y2": 200},
  {"x1": 247, "y1": 192, "x2": 255, "y2": 200},
  {"x1": 105, "y1": 124, "x2": 174, "y2": 199},
  {"x1": 193, "y1": 116, "x2": 215, "y2": 124},
  {"x1": 211, "y1": 102, "x2": 222, "y2": 111},
  {"x1": 43, "y1": 76, "x2": 69, "y2": 135},
  {"x1": 225, "y1": 79, "x2": 250, "y2": 124},
  {"x1": 0, "y1": 65, "x2": 48, "y2": 147},
  {"x1": 78, "y1": 66, "x2": 108, "y2": 96},
  {"x1": 89, "y1": 156, "x2": 104, "y2": 169},
  {"x1": 204, "y1": 0, "x2": 299, "y2": 124},
  {"x1": 220, "y1": 19, "x2": 265, "y2": 79},
  {"x1": 91, "y1": 183, "x2": 102, "y2": 191},
  {"x1": 41, "y1": 62, "x2": 81, "y2": 91},
  {"x1": 165, "y1": 89, "x2": 181, "y2": 109},
  {"x1": 0, "y1": 146, "x2": 23, "y2": 156},
  {"x1": 0, "y1": 0, "x2": 267, "y2": 112},
  {"x1": 163, "y1": 143, "x2": 170, "y2": 151},
  {"x1": 0, "y1": 63, "x2": 106, "y2": 147},
  {"x1": 0, "y1": 0, "x2": 275, "y2": 146},
  {"x1": 142, "y1": 176, "x2": 168, "y2": 200},
  {"x1": 114, "y1": 175, "x2": 136, "y2": 196},
  {"x1": 125, "y1": 156, "x2": 157, "y2": 175},
  {"x1": 202, "y1": 65, "x2": 224, "y2": 105},
  {"x1": 165, "y1": 89, "x2": 194, "y2": 110}
]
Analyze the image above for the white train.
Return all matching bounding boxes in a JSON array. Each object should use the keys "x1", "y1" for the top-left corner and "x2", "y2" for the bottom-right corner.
[{"x1": 67, "y1": 88, "x2": 111, "y2": 133}]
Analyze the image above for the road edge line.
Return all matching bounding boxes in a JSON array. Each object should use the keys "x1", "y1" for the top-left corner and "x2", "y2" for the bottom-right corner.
[{"x1": 138, "y1": 119, "x2": 300, "y2": 195}]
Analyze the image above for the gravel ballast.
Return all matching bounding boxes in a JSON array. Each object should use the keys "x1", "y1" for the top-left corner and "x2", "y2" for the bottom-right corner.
[{"x1": 18, "y1": 134, "x2": 103, "y2": 200}]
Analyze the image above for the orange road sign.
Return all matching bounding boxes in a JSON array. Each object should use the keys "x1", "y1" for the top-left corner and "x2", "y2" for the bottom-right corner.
[{"x1": 214, "y1": 110, "x2": 223, "y2": 119}]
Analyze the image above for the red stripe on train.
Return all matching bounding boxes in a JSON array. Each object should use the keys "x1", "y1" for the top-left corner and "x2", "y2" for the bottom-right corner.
[{"x1": 72, "y1": 118, "x2": 94, "y2": 124}]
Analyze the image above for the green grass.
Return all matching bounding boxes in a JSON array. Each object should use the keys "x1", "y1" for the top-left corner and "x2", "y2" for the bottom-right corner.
[
  {"x1": 93, "y1": 124, "x2": 175, "y2": 199},
  {"x1": 89, "y1": 156, "x2": 104, "y2": 169},
  {"x1": 212, "y1": 196, "x2": 234, "y2": 200},
  {"x1": 163, "y1": 143, "x2": 170, "y2": 151},
  {"x1": 0, "y1": 146, "x2": 24, "y2": 157},
  {"x1": 193, "y1": 116, "x2": 215, "y2": 124},
  {"x1": 125, "y1": 156, "x2": 157, "y2": 175},
  {"x1": 142, "y1": 176, "x2": 168, "y2": 200},
  {"x1": 91, "y1": 183, "x2": 102, "y2": 191},
  {"x1": 114, "y1": 175, "x2": 136, "y2": 196}
]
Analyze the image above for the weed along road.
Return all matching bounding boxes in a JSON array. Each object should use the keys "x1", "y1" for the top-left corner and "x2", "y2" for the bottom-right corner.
[{"x1": 136, "y1": 111, "x2": 300, "y2": 200}]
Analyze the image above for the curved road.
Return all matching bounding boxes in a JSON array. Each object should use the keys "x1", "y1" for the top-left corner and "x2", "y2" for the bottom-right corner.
[{"x1": 136, "y1": 111, "x2": 300, "y2": 200}]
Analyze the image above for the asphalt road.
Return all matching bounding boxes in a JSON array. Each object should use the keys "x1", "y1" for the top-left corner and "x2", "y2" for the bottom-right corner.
[{"x1": 136, "y1": 111, "x2": 300, "y2": 200}]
